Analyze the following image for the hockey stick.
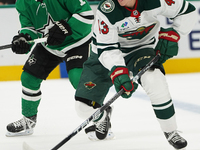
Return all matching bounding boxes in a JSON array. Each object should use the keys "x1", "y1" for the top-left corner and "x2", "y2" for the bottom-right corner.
[
  {"x1": 0, "y1": 37, "x2": 47, "y2": 50},
  {"x1": 23, "y1": 53, "x2": 160, "y2": 150}
]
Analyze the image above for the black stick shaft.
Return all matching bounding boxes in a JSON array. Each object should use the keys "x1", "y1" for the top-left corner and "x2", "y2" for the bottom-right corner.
[{"x1": 0, "y1": 44, "x2": 12, "y2": 50}]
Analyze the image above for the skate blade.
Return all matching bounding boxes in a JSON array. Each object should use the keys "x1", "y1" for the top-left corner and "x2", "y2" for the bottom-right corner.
[
  {"x1": 23, "y1": 142, "x2": 35, "y2": 150},
  {"x1": 6, "y1": 129, "x2": 33, "y2": 137},
  {"x1": 175, "y1": 148, "x2": 186, "y2": 150}
]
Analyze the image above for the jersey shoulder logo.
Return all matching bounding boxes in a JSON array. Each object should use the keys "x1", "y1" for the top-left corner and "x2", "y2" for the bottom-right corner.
[{"x1": 100, "y1": 0, "x2": 115, "y2": 13}]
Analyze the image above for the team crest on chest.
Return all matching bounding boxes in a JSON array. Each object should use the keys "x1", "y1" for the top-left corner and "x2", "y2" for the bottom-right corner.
[
  {"x1": 100, "y1": 0, "x2": 115, "y2": 13},
  {"x1": 37, "y1": 15, "x2": 55, "y2": 37},
  {"x1": 118, "y1": 23, "x2": 156, "y2": 40}
]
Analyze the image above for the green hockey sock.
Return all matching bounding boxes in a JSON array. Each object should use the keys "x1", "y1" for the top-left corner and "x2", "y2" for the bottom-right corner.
[
  {"x1": 21, "y1": 71, "x2": 43, "y2": 117},
  {"x1": 68, "y1": 68, "x2": 83, "y2": 89},
  {"x1": 152, "y1": 99, "x2": 175, "y2": 119}
]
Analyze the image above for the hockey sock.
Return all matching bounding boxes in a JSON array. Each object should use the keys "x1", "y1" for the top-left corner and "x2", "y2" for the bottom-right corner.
[
  {"x1": 152, "y1": 99, "x2": 175, "y2": 119},
  {"x1": 140, "y1": 69, "x2": 177, "y2": 131},
  {"x1": 153, "y1": 99, "x2": 177, "y2": 132},
  {"x1": 68, "y1": 68, "x2": 83, "y2": 89},
  {"x1": 21, "y1": 71, "x2": 43, "y2": 117}
]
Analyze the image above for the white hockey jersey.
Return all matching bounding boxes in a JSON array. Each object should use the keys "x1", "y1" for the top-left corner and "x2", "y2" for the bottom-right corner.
[{"x1": 92, "y1": 0, "x2": 197, "y2": 70}]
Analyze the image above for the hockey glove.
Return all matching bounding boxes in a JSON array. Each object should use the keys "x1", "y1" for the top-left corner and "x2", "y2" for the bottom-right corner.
[
  {"x1": 155, "y1": 27, "x2": 180, "y2": 64},
  {"x1": 109, "y1": 66, "x2": 138, "y2": 99},
  {"x1": 12, "y1": 33, "x2": 32, "y2": 54},
  {"x1": 47, "y1": 20, "x2": 72, "y2": 46}
]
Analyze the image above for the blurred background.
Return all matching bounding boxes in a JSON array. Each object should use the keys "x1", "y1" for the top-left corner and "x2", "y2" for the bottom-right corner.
[{"x1": 0, "y1": 0, "x2": 200, "y2": 81}]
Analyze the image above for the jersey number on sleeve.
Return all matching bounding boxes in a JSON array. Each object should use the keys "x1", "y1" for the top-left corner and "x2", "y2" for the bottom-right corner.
[
  {"x1": 98, "y1": 20, "x2": 109, "y2": 34},
  {"x1": 165, "y1": 0, "x2": 175, "y2": 6}
]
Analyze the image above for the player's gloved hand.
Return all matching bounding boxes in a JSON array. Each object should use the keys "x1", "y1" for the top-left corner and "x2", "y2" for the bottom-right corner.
[
  {"x1": 12, "y1": 33, "x2": 32, "y2": 54},
  {"x1": 47, "y1": 20, "x2": 72, "y2": 46},
  {"x1": 109, "y1": 66, "x2": 138, "y2": 98},
  {"x1": 155, "y1": 27, "x2": 180, "y2": 64}
]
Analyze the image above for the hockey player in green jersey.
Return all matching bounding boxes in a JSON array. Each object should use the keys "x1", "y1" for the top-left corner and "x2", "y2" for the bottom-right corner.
[
  {"x1": 75, "y1": 0, "x2": 197, "y2": 149},
  {"x1": 6, "y1": 0, "x2": 94, "y2": 137}
]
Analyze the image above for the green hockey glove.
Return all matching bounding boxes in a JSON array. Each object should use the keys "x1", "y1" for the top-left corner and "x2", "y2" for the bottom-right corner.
[
  {"x1": 12, "y1": 33, "x2": 32, "y2": 54},
  {"x1": 109, "y1": 66, "x2": 138, "y2": 99},
  {"x1": 155, "y1": 27, "x2": 180, "y2": 64},
  {"x1": 47, "y1": 20, "x2": 72, "y2": 46}
]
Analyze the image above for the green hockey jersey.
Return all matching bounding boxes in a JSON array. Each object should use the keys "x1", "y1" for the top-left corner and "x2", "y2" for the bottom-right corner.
[
  {"x1": 92, "y1": 0, "x2": 197, "y2": 70},
  {"x1": 15, "y1": 0, "x2": 94, "y2": 57}
]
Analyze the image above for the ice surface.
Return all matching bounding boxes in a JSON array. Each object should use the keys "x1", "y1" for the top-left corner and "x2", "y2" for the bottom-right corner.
[{"x1": 0, "y1": 73, "x2": 200, "y2": 150}]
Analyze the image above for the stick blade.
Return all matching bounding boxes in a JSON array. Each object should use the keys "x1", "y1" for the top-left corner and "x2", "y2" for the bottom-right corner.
[{"x1": 23, "y1": 142, "x2": 35, "y2": 150}]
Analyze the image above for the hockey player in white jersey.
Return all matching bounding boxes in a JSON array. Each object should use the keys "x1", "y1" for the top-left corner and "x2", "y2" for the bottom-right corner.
[{"x1": 75, "y1": 0, "x2": 197, "y2": 149}]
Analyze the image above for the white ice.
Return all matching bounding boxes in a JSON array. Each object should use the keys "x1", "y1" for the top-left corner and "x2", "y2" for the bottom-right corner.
[{"x1": 0, "y1": 73, "x2": 200, "y2": 150}]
